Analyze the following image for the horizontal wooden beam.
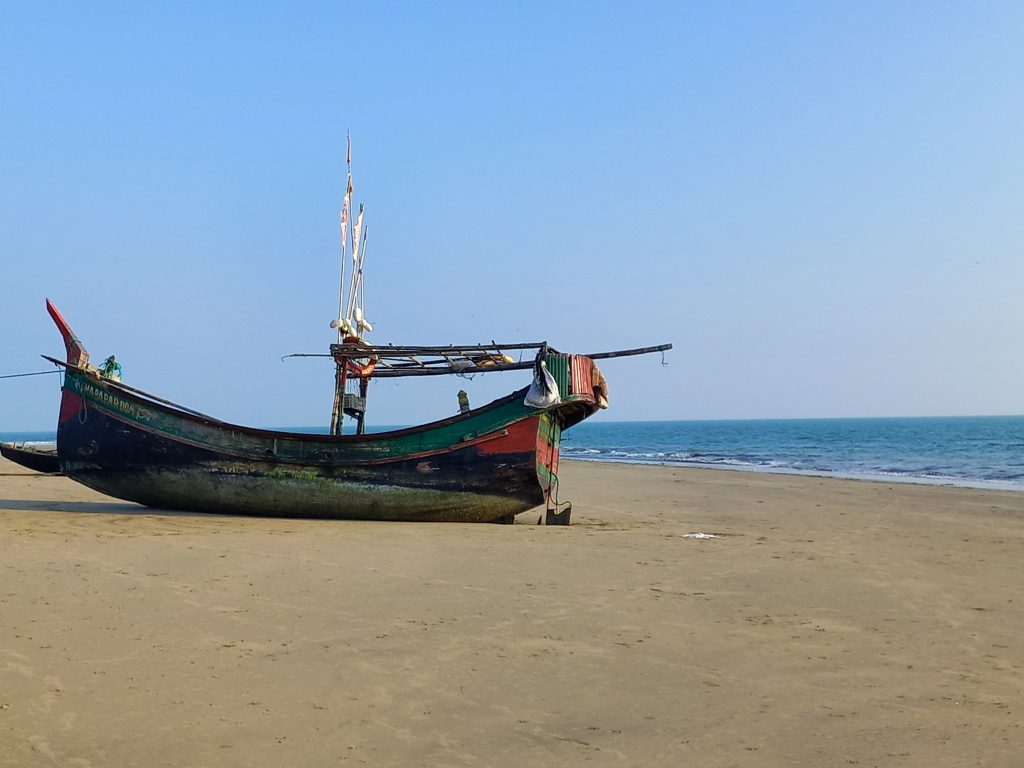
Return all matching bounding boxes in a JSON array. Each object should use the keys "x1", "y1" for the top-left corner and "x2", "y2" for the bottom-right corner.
[{"x1": 353, "y1": 344, "x2": 674, "y2": 378}]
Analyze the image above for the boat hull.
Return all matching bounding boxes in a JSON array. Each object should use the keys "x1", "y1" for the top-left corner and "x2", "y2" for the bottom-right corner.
[
  {"x1": 0, "y1": 443, "x2": 61, "y2": 474},
  {"x1": 55, "y1": 366, "x2": 587, "y2": 522}
]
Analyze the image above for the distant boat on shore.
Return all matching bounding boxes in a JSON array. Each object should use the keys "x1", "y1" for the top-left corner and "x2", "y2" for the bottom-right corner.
[{"x1": 0, "y1": 442, "x2": 60, "y2": 474}]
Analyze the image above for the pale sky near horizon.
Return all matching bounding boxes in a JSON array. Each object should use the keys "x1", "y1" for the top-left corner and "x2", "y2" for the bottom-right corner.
[{"x1": 2, "y1": 2, "x2": 1022, "y2": 431}]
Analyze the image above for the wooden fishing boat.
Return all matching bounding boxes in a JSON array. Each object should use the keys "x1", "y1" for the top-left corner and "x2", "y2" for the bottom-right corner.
[
  {"x1": 45, "y1": 300, "x2": 669, "y2": 523},
  {"x1": 41, "y1": 143, "x2": 670, "y2": 522},
  {"x1": 0, "y1": 441, "x2": 60, "y2": 474}
]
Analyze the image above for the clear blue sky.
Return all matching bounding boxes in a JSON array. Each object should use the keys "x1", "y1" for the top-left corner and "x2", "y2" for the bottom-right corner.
[{"x1": 2, "y1": 1, "x2": 1022, "y2": 431}]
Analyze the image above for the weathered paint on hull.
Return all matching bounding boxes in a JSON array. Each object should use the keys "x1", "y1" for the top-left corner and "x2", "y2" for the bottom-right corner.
[
  {"x1": 55, "y1": 367, "x2": 590, "y2": 522},
  {"x1": 66, "y1": 466, "x2": 538, "y2": 522}
]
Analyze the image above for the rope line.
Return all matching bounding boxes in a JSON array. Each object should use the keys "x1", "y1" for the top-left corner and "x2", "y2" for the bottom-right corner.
[{"x1": 0, "y1": 370, "x2": 61, "y2": 380}]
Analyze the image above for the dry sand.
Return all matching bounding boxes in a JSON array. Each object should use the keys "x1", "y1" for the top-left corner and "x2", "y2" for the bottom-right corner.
[{"x1": 2, "y1": 456, "x2": 1024, "y2": 767}]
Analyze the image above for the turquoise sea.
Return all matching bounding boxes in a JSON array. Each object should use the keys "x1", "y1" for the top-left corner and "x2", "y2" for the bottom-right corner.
[
  {"x1": 561, "y1": 416, "x2": 1024, "y2": 491},
  {"x1": 5, "y1": 416, "x2": 1023, "y2": 491}
]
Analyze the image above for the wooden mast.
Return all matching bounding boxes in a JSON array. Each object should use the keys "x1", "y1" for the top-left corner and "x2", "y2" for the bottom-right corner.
[
  {"x1": 329, "y1": 135, "x2": 370, "y2": 435},
  {"x1": 329, "y1": 137, "x2": 352, "y2": 436}
]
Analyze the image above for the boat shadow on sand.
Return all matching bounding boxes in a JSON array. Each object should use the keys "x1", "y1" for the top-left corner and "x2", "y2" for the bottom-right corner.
[{"x1": 0, "y1": 498, "x2": 211, "y2": 517}]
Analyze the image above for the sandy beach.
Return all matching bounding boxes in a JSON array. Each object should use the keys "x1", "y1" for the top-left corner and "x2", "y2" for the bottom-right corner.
[{"x1": 3, "y1": 456, "x2": 1024, "y2": 767}]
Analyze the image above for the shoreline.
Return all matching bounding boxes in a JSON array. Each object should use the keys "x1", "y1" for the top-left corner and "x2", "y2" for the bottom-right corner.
[
  {"x1": 5, "y1": 442, "x2": 1023, "y2": 494},
  {"x1": 563, "y1": 456, "x2": 1024, "y2": 494}
]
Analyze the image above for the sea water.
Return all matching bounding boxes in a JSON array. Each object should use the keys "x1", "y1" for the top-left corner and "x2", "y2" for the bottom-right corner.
[
  {"x1": 6, "y1": 416, "x2": 1023, "y2": 491},
  {"x1": 0, "y1": 431, "x2": 57, "y2": 445},
  {"x1": 561, "y1": 416, "x2": 1024, "y2": 491}
]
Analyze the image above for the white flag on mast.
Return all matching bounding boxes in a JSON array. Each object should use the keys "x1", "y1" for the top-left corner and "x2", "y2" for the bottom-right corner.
[
  {"x1": 340, "y1": 191, "x2": 350, "y2": 248},
  {"x1": 351, "y1": 205, "x2": 364, "y2": 263},
  {"x1": 346, "y1": 205, "x2": 364, "y2": 325}
]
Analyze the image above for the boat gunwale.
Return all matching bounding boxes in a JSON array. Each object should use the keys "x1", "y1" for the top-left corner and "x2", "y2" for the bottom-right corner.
[
  {"x1": 46, "y1": 356, "x2": 547, "y2": 445},
  {"x1": 68, "y1": 401, "x2": 526, "y2": 467}
]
